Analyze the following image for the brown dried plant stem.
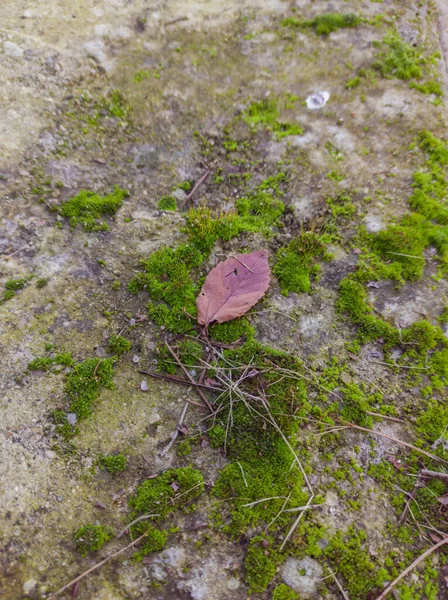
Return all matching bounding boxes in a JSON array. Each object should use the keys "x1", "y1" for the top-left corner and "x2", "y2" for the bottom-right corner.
[
  {"x1": 164, "y1": 342, "x2": 213, "y2": 412},
  {"x1": 374, "y1": 537, "x2": 448, "y2": 600},
  {"x1": 47, "y1": 532, "x2": 151, "y2": 599}
]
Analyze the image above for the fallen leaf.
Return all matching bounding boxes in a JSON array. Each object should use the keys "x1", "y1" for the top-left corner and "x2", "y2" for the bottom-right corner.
[
  {"x1": 204, "y1": 377, "x2": 220, "y2": 388},
  {"x1": 196, "y1": 250, "x2": 270, "y2": 325},
  {"x1": 171, "y1": 481, "x2": 180, "y2": 492},
  {"x1": 177, "y1": 424, "x2": 189, "y2": 436},
  {"x1": 438, "y1": 495, "x2": 448, "y2": 506}
]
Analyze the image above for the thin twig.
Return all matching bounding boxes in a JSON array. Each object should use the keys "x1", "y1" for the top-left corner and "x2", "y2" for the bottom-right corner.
[
  {"x1": 138, "y1": 370, "x2": 224, "y2": 393},
  {"x1": 339, "y1": 420, "x2": 447, "y2": 464},
  {"x1": 47, "y1": 531, "x2": 152, "y2": 599},
  {"x1": 165, "y1": 342, "x2": 213, "y2": 412},
  {"x1": 399, "y1": 474, "x2": 422, "y2": 525},
  {"x1": 159, "y1": 401, "x2": 189, "y2": 457},
  {"x1": 241, "y1": 496, "x2": 287, "y2": 509},
  {"x1": 237, "y1": 462, "x2": 248, "y2": 488},
  {"x1": 116, "y1": 514, "x2": 160, "y2": 539},
  {"x1": 265, "y1": 493, "x2": 292, "y2": 531},
  {"x1": 328, "y1": 566, "x2": 351, "y2": 600},
  {"x1": 369, "y1": 360, "x2": 429, "y2": 370},
  {"x1": 366, "y1": 411, "x2": 404, "y2": 424},
  {"x1": 421, "y1": 469, "x2": 448, "y2": 481},
  {"x1": 374, "y1": 537, "x2": 448, "y2": 600},
  {"x1": 186, "y1": 169, "x2": 211, "y2": 202}
]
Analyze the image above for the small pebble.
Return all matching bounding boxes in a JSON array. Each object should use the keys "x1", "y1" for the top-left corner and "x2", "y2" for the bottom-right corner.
[
  {"x1": 306, "y1": 91, "x2": 330, "y2": 110},
  {"x1": 66, "y1": 413, "x2": 77, "y2": 425},
  {"x1": 133, "y1": 355, "x2": 140, "y2": 363},
  {"x1": 141, "y1": 380, "x2": 148, "y2": 391}
]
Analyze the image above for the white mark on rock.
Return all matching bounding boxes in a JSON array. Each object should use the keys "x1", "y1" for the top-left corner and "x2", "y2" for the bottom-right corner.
[{"x1": 306, "y1": 91, "x2": 330, "y2": 110}]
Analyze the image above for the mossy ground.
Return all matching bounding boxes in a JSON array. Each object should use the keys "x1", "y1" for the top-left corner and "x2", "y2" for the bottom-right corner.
[{"x1": 3, "y1": 2, "x2": 448, "y2": 599}]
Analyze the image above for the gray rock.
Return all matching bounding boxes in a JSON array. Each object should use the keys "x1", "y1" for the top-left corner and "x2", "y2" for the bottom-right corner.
[
  {"x1": 281, "y1": 556, "x2": 323, "y2": 597},
  {"x1": 4, "y1": 42, "x2": 24, "y2": 58},
  {"x1": 66, "y1": 413, "x2": 77, "y2": 426}
]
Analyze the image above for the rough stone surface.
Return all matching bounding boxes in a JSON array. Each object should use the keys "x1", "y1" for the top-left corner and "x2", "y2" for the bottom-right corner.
[
  {"x1": 1, "y1": 0, "x2": 448, "y2": 599},
  {"x1": 281, "y1": 557, "x2": 324, "y2": 597}
]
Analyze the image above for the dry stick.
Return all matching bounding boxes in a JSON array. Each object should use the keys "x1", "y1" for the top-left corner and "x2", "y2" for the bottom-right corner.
[
  {"x1": 116, "y1": 514, "x2": 160, "y2": 539},
  {"x1": 339, "y1": 420, "x2": 447, "y2": 465},
  {"x1": 399, "y1": 474, "x2": 423, "y2": 526},
  {"x1": 47, "y1": 531, "x2": 151, "y2": 599},
  {"x1": 374, "y1": 537, "x2": 448, "y2": 600},
  {"x1": 138, "y1": 370, "x2": 224, "y2": 394},
  {"x1": 421, "y1": 469, "x2": 448, "y2": 481},
  {"x1": 185, "y1": 169, "x2": 211, "y2": 202},
  {"x1": 165, "y1": 342, "x2": 213, "y2": 412},
  {"x1": 159, "y1": 401, "x2": 189, "y2": 457},
  {"x1": 366, "y1": 411, "x2": 404, "y2": 424},
  {"x1": 328, "y1": 566, "x2": 351, "y2": 600}
]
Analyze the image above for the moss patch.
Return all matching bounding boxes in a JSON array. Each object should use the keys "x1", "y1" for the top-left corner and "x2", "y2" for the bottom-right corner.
[
  {"x1": 158, "y1": 195, "x2": 177, "y2": 211},
  {"x1": 99, "y1": 453, "x2": 128, "y2": 473},
  {"x1": 74, "y1": 524, "x2": 113, "y2": 556},
  {"x1": 58, "y1": 186, "x2": 129, "y2": 231},
  {"x1": 108, "y1": 334, "x2": 131, "y2": 356},
  {"x1": 282, "y1": 13, "x2": 361, "y2": 36},
  {"x1": 129, "y1": 467, "x2": 204, "y2": 520},
  {"x1": 274, "y1": 232, "x2": 333, "y2": 296}
]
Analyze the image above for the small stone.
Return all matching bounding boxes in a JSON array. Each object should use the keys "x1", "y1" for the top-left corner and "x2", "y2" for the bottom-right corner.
[
  {"x1": 306, "y1": 91, "x2": 330, "y2": 110},
  {"x1": 66, "y1": 413, "x2": 77, "y2": 426},
  {"x1": 23, "y1": 579, "x2": 37, "y2": 595},
  {"x1": 133, "y1": 355, "x2": 140, "y2": 363},
  {"x1": 281, "y1": 556, "x2": 323, "y2": 597},
  {"x1": 141, "y1": 380, "x2": 148, "y2": 391},
  {"x1": 56, "y1": 496, "x2": 63, "y2": 502},
  {"x1": 227, "y1": 577, "x2": 240, "y2": 590},
  {"x1": 4, "y1": 42, "x2": 24, "y2": 58}
]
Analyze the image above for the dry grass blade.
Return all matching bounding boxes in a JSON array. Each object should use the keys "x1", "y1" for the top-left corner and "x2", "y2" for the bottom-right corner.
[
  {"x1": 47, "y1": 531, "x2": 151, "y2": 599},
  {"x1": 374, "y1": 537, "x2": 448, "y2": 600}
]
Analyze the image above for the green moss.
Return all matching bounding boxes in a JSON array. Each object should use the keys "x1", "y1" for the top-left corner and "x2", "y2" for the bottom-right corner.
[
  {"x1": 212, "y1": 342, "x2": 310, "y2": 535},
  {"x1": 58, "y1": 186, "x2": 129, "y2": 231},
  {"x1": 129, "y1": 468, "x2": 204, "y2": 520},
  {"x1": 272, "y1": 122, "x2": 304, "y2": 140},
  {"x1": 326, "y1": 193, "x2": 355, "y2": 218},
  {"x1": 131, "y1": 524, "x2": 168, "y2": 561},
  {"x1": 5, "y1": 278, "x2": 28, "y2": 291},
  {"x1": 245, "y1": 536, "x2": 280, "y2": 593},
  {"x1": 409, "y1": 80, "x2": 443, "y2": 97},
  {"x1": 155, "y1": 339, "x2": 203, "y2": 375},
  {"x1": 74, "y1": 524, "x2": 113, "y2": 556},
  {"x1": 1, "y1": 289, "x2": 16, "y2": 303},
  {"x1": 177, "y1": 440, "x2": 192, "y2": 457},
  {"x1": 208, "y1": 425, "x2": 226, "y2": 448},
  {"x1": 337, "y1": 278, "x2": 398, "y2": 346},
  {"x1": 100, "y1": 453, "x2": 128, "y2": 473},
  {"x1": 53, "y1": 409, "x2": 78, "y2": 439},
  {"x1": 346, "y1": 76, "x2": 361, "y2": 89},
  {"x1": 243, "y1": 99, "x2": 302, "y2": 140},
  {"x1": 28, "y1": 357, "x2": 54, "y2": 372},
  {"x1": 54, "y1": 352, "x2": 75, "y2": 367},
  {"x1": 111, "y1": 280, "x2": 121, "y2": 290},
  {"x1": 209, "y1": 317, "x2": 255, "y2": 343},
  {"x1": 243, "y1": 99, "x2": 279, "y2": 127},
  {"x1": 273, "y1": 583, "x2": 299, "y2": 600},
  {"x1": 282, "y1": 13, "x2": 361, "y2": 35},
  {"x1": 374, "y1": 33, "x2": 424, "y2": 81},
  {"x1": 325, "y1": 527, "x2": 390, "y2": 598},
  {"x1": 108, "y1": 334, "x2": 131, "y2": 356},
  {"x1": 36, "y1": 278, "x2": 48, "y2": 289},
  {"x1": 129, "y1": 244, "x2": 201, "y2": 333},
  {"x1": 416, "y1": 399, "x2": 448, "y2": 450},
  {"x1": 158, "y1": 195, "x2": 177, "y2": 211},
  {"x1": 66, "y1": 357, "x2": 115, "y2": 421},
  {"x1": 274, "y1": 232, "x2": 333, "y2": 296}
]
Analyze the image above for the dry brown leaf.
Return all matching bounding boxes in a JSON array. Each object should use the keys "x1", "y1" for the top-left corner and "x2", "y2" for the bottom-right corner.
[{"x1": 196, "y1": 250, "x2": 270, "y2": 326}]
